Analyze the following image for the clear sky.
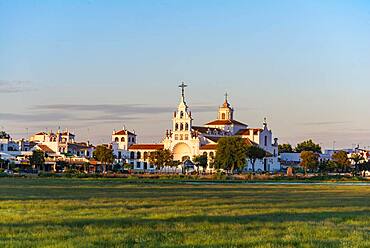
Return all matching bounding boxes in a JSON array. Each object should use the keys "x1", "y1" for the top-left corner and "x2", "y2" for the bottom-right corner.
[{"x1": 1, "y1": 0, "x2": 370, "y2": 149}]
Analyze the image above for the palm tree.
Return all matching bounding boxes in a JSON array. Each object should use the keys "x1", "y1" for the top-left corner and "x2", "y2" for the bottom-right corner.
[{"x1": 350, "y1": 153, "x2": 364, "y2": 175}]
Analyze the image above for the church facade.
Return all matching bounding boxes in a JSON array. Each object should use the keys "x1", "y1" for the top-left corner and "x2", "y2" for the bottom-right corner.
[{"x1": 112, "y1": 84, "x2": 280, "y2": 172}]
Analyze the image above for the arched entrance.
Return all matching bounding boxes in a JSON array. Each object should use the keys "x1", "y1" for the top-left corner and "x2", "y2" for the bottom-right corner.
[{"x1": 172, "y1": 143, "x2": 191, "y2": 162}]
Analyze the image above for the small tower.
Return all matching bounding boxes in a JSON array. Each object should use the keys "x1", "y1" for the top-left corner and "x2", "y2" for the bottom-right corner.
[
  {"x1": 217, "y1": 92, "x2": 234, "y2": 120},
  {"x1": 172, "y1": 82, "x2": 193, "y2": 141}
]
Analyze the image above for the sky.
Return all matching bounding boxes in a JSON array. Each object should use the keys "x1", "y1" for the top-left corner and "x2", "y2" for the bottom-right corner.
[{"x1": 1, "y1": 0, "x2": 370, "y2": 149}]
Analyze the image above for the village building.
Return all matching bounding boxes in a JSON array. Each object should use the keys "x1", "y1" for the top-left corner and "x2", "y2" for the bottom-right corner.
[
  {"x1": 29, "y1": 129, "x2": 95, "y2": 158},
  {"x1": 112, "y1": 84, "x2": 280, "y2": 172}
]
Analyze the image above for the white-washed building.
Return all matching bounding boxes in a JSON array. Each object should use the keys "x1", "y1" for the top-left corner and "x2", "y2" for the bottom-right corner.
[{"x1": 121, "y1": 84, "x2": 280, "y2": 172}]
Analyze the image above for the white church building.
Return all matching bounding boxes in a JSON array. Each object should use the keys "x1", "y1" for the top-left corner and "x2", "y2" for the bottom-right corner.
[{"x1": 112, "y1": 83, "x2": 280, "y2": 172}]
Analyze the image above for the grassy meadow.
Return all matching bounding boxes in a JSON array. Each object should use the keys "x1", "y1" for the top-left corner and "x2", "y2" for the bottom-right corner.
[{"x1": 0, "y1": 178, "x2": 369, "y2": 247}]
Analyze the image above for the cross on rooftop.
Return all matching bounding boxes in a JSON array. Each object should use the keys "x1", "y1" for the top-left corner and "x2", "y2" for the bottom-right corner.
[{"x1": 179, "y1": 82, "x2": 187, "y2": 98}]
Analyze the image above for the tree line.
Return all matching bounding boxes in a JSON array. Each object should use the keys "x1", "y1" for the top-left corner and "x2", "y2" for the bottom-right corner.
[
  {"x1": 300, "y1": 150, "x2": 369, "y2": 175},
  {"x1": 278, "y1": 139, "x2": 322, "y2": 154}
]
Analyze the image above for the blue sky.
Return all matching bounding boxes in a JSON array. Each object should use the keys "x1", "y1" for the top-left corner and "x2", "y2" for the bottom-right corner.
[{"x1": 1, "y1": 0, "x2": 370, "y2": 149}]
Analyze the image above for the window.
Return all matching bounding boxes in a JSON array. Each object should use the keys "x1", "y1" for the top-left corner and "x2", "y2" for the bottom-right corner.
[
  {"x1": 175, "y1": 134, "x2": 178, "y2": 140},
  {"x1": 180, "y1": 123, "x2": 183, "y2": 131},
  {"x1": 130, "y1": 151, "x2": 135, "y2": 159},
  {"x1": 136, "y1": 162, "x2": 141, "y2": 169},
  {"x1": 254, "y1": 130, "x2": 258, "y2": 135},
  {"x1": 144, "y1": 152, "x2": 148, "y2": 160},
  {"x1": 185, "y1": 123, "x2": 189, "y2": 130},
  {"x1": 86, "y1": 151, "x2": 90, "y2": 157},
  {"x1": 175, "y1": 123, "x2": 179, "y2": 131},
  {"x1": 118, "y1": 151, "x2": 122, "y2": 159},
  {"x1": 180, "y1": 111, "x2": 184, "y2": 118},
  {"x1": 184, "y1": 134, "x2": 188, "y2": 140},
  {"x1": 132, "y1": 137, "x2": 135, "y2": 143},
  {"x1": 209, "y1": 152, "x2": 214, "y2": 158},
  {"x1": 121, "y1": 137, "x2": 125, "y2": 142},
  {"x1": 180, "y1": 134, "x2": 183, "y2": 140},
  {"x1": 222, "y1": 113, "x2": 226, "y2": 120},
  {"x1": 114, "y1": 137, "x2": 119, "y2": 142},
  {"x1": 137, "y1": 151, "x2": 141, "y2": 159},
  {"x1": 264, "y1": 136, "x2": 267, "y2": 146}
]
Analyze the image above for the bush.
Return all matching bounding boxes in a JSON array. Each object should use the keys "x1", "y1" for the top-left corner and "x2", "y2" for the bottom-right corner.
[
  {"x1": 0, "y1": 172, "x2": 9, "y2": 177},
  {"x1": 212, "y1": 171, "x2": 227, "y2": 180},
  {"x1": 38, "y1": 172, "x2": 55, "y2": 177}
]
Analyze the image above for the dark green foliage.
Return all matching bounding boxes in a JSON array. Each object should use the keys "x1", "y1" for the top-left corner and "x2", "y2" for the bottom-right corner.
[
  {"x1": 214, "y1": 136, "x2": 247, "y2": 172},
  {"x1": 245, "y1": 146, "x2": 266, "y2": 172},
  {"x1": 295, "y1": 140, "x2": 322, "y2": 153},
  {"x1": 300, "y1": 151, "x2": 319, "y2": 173},
  {"x1": 332, "y1": 151, "x2": 351, "y2": 172},
  {"x1": 0, "y1": 131, "x2": 10, "y2": 139},
  {"x1": 93, "y1": 145, "x2": 115, "y2": 173},
  {"x1": 278, "y1": 143, "x2": 293, "y2": 153},
  {"x1": 148, "y1": 149, "x2": 174, "y2": 168},
  {"x1": 29, "y1": 150, "x2": 45, "y2": 170},
  {"x1": 193, "y1": 154, "x2": 208, "y2": 170},
  {"x1": 350, "y1": 153, "x2": 364, "y2": 174}
]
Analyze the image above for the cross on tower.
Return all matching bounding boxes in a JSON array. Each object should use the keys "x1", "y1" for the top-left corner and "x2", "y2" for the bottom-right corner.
[
  {"x1": 224, "y1": 92, "x2": 228, "y2": 102},
  {"x1": 179, "y1": 82, "x2": 187, "y2": 98}
]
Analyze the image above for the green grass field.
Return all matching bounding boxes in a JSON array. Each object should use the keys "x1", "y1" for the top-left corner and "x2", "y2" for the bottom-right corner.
[{"x1": 0, "y1": 178, "x2": 369, "y2": 247}]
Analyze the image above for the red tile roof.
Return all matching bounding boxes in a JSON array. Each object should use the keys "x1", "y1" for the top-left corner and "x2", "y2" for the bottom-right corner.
[
  {"x1": 34, "y1": 132, "x2": 47, "y2": 135},
  {"x1": 205, "y1": 119, "x2": 247, "y2": 126},
  {"x1": 200, "y1": 138, "x2": 257, "y2": 150},
  {"x1": 243, "y1": 138, "x2": 258, "y2": 146},
  {"x1": 236, "y1": 128, "x2": 263, "y2": 135},
  {"x1": 113, "y1": 130, "x2": 136, "y2": 136},
  {"x1": 36, "y1": 144, "x2": 54, "y2": 153},
  {"x1": 199, "y1": 144, "x2": 218, "y2": 150},
  {"x1": 129, "y1": 144, "x2": 164, "y2": 150}
]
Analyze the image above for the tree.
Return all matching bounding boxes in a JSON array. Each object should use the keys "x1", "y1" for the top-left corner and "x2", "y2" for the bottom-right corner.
[
  {"x1": 278, "y1": 144, "x2": 293, "y2": 153},
  {"x1": 350, "y1": 153, "x2": 364, "y2": 175},
  {"x1": 300, "y1": 151, "x2": 319, "y2": 173},
  {"x1": 245, "y1": 146, "x2": 266, "y2": 172},
  {"x1": 0, "y1": 154, "x2": 4, "y2": 169},
  {"x1": 332, "y1": 151, "x2": 351, "y2": 173},
  {"x1": 193, "y1": 154, "x2": 208, "y2": 173},
  {"x1": 93, "y1": 145, "x2": 115, "y2": 173},
  {"x1": 0, "y1": 131, "x2": 10, "y2": 139},
  {"x1": 29, "y1": 150, "x2": 45, "y2": 170},
  {"x1": 359, "y1": 161, "x2": 370, "y2": 176},
  {"x1": 148, "y1": 149, "x2": 174, "y2": 169},
  {"x1": 295, "y1": 140, "x2": 322, "y2": 153},
  {"x1": 214, "y1": 137, "x2": 247, "y2": 173}
]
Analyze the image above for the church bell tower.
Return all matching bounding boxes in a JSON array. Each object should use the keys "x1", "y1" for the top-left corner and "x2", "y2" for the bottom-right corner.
[
  {"x1": 172, "y1": 82, "x2": 193, "y2": 142},
  {"x1": 217, "y1": 92, "x2": 234, "y2": 120}
]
